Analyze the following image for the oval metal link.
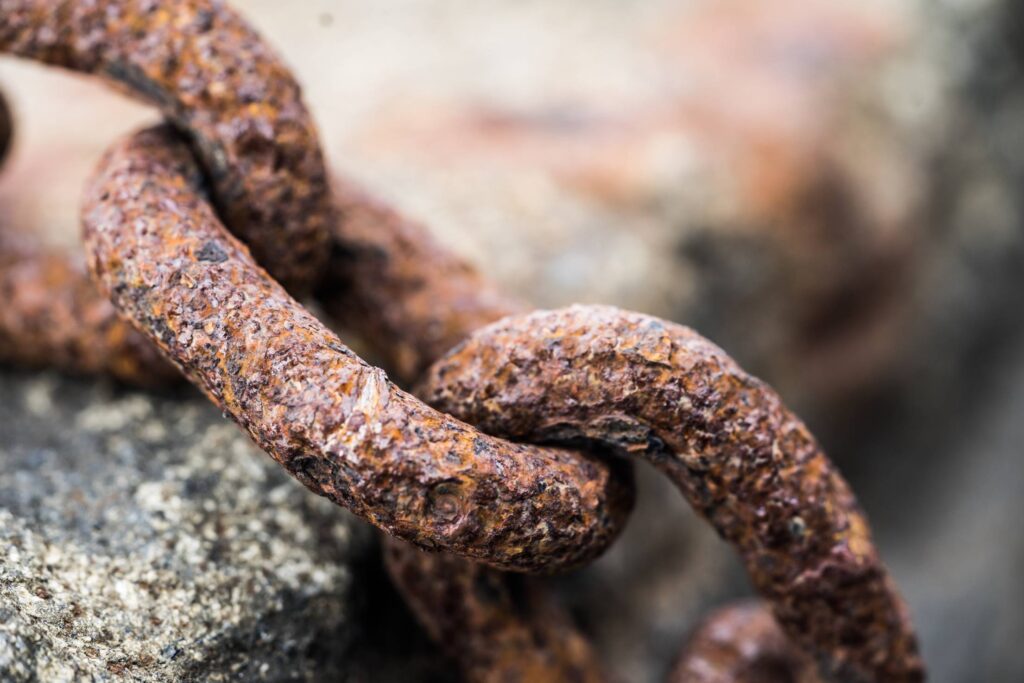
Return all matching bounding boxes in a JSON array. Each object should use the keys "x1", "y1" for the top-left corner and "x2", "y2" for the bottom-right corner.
[
  {"x1": 82, "y1": 125, "x2": 632, "y2": 572},
  {"x1": 1, "y1": 0, "x2": 332, "y2": 292},
  {"x1": 318, "y1": 174, "x2": 923, "y2": 680},
  {"x1": 0, "y1": 90, "x2": 176, "y2": 383},
  {"x1": 0, "y1": 1, "x2": 926, "y2": 676},
  {"x1": 419, "y1": 305, "x2": 923, "y2": 682},
  {"x1": 668, "y1": 602, "x2": 819, "y2": 683}
]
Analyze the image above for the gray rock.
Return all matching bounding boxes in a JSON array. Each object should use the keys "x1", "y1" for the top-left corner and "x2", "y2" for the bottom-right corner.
[{"x1": 0, "y1": 371, "x2": 370, "y2": 682}]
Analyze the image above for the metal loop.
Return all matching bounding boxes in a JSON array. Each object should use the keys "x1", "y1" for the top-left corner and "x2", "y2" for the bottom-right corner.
[
  {"x1": 0, "y1": 2, "x2": 925, "y2": 678},
  {"x1": 82, "y1": 125, "x2": 633, "y2": 572},
  {"x1": 419, "y1": 305, "x2": 923, "y2": 682},
  {"x1": 1, "y1": 0, "x2": 332, "y2": 292},
  {"x1": 668, "y1": 602, "x2": 819, "y2": 683}
]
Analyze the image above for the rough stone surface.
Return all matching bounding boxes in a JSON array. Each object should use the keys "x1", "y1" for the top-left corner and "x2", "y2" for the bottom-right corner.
[{"x1": 0, "y1": 371, "x2": 369, "y2": 682}]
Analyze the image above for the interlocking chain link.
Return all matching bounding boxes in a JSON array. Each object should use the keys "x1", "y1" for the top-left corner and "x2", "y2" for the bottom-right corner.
[
  {"x1": 668, "y1": 602, "x2": 818, "y2": 683},
  {"x1": 83, "y1": 126, "x2": 631, "y2": 571},
  {"x1": 0, "y1": 1, "x2": 924, "y2": 681},
  {"x1": 419, "y1": 307, "x2": 921, "y2": 681},
  {"x1": 383, "y1": 543, "x2": 605, "y2": 682},
  {"x1": 1, "y1": 0, "x2": 332, "y2": 292}
]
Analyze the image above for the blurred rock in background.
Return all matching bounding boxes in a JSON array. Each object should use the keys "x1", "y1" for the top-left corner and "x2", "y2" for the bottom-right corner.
[{"x1": 1, "y1": 1, "x2": 1022, "y2": 681}]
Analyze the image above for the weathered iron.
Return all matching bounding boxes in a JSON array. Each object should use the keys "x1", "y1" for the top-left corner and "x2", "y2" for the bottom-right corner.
[
  {"x1": 0, "y1": 1, "x2": 927, "y2": 678},
  {"x1": 0, "y1": 0, "x2": 332, "y2": 292},
  {"x1": 419, "y1": 305, "x2": 923, "y2": 682},
  {"x1": 0, "y1": 237, "x2": 177, "y2": 385},
  {"x1": 383, "y1": 536, "x2": 605, "y2": 682},
  {"x1": 81, "y1": 125, "x2": 632, "y2": 572},
  {"x1": 0, "y1": 110, "x2": 925, "y2": 679},
  {"x1": 668, "y1": 602, "x2": 819, "y2": 683},
  {"x1": 318, "y1": 178, "x2": 923, "y2": 680}
]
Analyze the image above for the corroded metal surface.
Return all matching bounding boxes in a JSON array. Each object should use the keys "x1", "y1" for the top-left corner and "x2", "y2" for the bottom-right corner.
[
  {"x1": 0, "y1": 237, "x2": 177, "y2": 385},
  {"x1": 0, "y1": 4, "x2": 925, "y2": 678},
  {"x1": 420, "y1": 305, "x2": 923, "y2": 682},
  {"x1": 0, "y1": 98, "x2": 924, "y2": 683},
  {"x1": 321, "y1": 180, "x2": 611, "y2": 681},
  {"x1": 321, "y1": 177, "x2": 522, "y2": 384},
  {"x1": 0, "y1": 86, "x2": 174, "y2": 385},
  {"x1": 320, "y1": 169, "x2": 924, "y2": 681},
  {"x1": 0, "y1": 75, "x2": 615, "y2": 674},
  {"x1": 0, "y1": 0, "x2": 331, "y2": 292},
  {"x1": 383, "y1": 536, "x2": 604, "y2": 683},
  {"x1": 82, "y1": 125, "x2": 632, "y2": 572},
  {"x1": 668, "y1": 602, "x2": 819, "y2": 683}
]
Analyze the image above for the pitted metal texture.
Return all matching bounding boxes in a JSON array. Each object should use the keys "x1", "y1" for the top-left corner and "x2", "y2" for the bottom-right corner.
[
  {"x1": 1, "y1": 0, "x2": 332, "y2": 292},
  {"x1": 81, "y1": 125, "x2": 633, "y2": 573},
  {"x1": 419, "y1": 306, "x2": 923, "y2": 682},
  {"x1": 0, "y1": 1, "x2": 926, "y2": 678}
]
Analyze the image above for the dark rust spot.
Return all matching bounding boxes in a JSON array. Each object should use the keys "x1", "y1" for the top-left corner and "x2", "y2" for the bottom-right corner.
[
  {"x1": 196, "y1": 240, "x2": 228, "y2": 263},
  {"x1": 427, "y1": 481, "x2": 465, "y2": 524}
]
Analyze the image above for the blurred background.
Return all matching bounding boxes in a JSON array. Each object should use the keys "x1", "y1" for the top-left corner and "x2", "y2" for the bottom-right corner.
[{"x1": 1, "y1": 1, "x2": 1022, "y2": 681}]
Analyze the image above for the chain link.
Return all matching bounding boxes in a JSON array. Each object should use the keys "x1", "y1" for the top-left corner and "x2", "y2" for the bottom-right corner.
[
  {"x1": 83, "y1": 125, "x2": 632, "y2": 571},
  {"x1": 668, "y1": 602, "x2": 818, "y2": 683},
  {"x1": 419, "y1": 306, "x2": 921, "y2": 681},
  {"x1": 0, "y1": 1, "x2": 924, "y2": 681},
  {"x1": 1, "y1": 0, "x2": 331, "y2": 292}
]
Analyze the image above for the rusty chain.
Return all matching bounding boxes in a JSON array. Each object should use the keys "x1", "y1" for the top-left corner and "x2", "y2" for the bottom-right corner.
[
  {"x1": 0, "y1": 72, "x2": 174, "y2": 383},
  {"x1": 84, "y1": 126, "x2": 631, "y2": 571},
  {"x1": 0, "y1": 1, "x2": 924, "y2": 681},
  {"x1": 667, "y1": 602, "x2": 819, "y2": 683},
  {"x1": 418, "y1": 306, "x2": 922, "y2": 682},
  {"x1": 1, "y1": 0, "x2": 331, "y2": 292}
]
